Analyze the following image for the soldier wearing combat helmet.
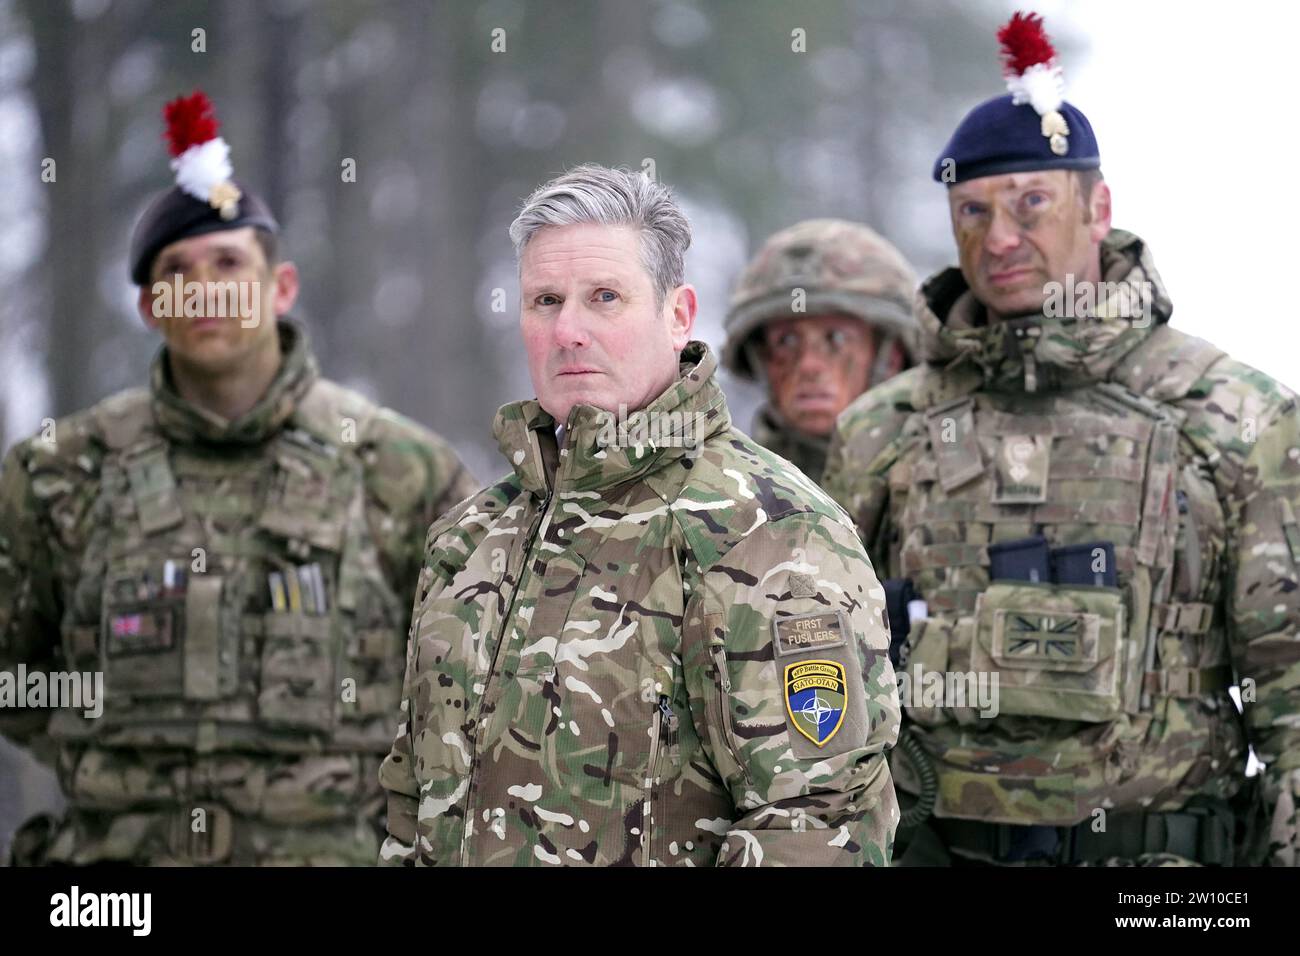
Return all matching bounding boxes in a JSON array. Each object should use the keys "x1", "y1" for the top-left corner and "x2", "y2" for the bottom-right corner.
[
  {"x1": 722, "y1": 218, "x2": 919, "y2": 484},
  {"x1": 825, "y1": 13, "x2": 1300, "y2": 866},
  {"x1": 0, "y1": 92, "x2": 478, "y2": 865}
]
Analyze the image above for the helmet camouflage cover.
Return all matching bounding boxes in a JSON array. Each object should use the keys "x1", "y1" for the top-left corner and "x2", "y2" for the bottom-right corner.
[{"x1": 722, "y1": 218, "x2": 919, "y2": 381}]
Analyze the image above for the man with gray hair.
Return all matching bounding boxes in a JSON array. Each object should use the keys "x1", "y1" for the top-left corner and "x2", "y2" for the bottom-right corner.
[{"x1": 378, "y1": 164, "x2": 901, "y2": 866}]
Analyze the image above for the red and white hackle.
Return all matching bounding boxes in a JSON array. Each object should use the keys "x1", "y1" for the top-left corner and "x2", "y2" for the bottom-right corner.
[
  {"x1": 163, "y1": 90, "x2": 242, "y2": 219},
  {"x1": 997, "y1": 12, "x2": 1070, "y2": 156}
]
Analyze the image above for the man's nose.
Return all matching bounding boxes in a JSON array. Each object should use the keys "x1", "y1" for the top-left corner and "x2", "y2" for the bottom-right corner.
[
  {"x1": 179, "y1": 260, "x2": 211, "y2": 285},
  {"x1": 794, "y1": 340, "x2": 832, "y2": 376},
  {"x1": 552, "y1": 298, "x2": 591, "y2": 350},
  {"x1": 984, "y1": 208, "x2": 1022, "y2": 258}
]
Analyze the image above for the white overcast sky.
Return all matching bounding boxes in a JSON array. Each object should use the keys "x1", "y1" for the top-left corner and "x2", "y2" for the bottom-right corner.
[{"x1": 1034, "y1": 0, "x2": 1299, "y2": 390}]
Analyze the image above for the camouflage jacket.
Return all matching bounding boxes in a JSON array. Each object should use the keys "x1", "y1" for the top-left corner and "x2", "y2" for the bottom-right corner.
[
  {"x1": 0, "y1": 320, "x2": 478, "y2": 864},
  {"x1": 378, "y1": 342, "x2": 900, "y2": 866},
  {"x1": 750, "y1": 404, "x2": 831, "y2": 487},
  {"x1": 824, "y1": 230, "x2": 1300, "y2": 864}
]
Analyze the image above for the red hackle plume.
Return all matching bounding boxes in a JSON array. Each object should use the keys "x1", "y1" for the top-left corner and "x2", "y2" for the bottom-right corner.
[
  {"x1": 997, "y1": 12, "x2": 1056, "y2": 76},
  {"x1": 163, "y1": 90, "x2": 220, "y2": 157}
]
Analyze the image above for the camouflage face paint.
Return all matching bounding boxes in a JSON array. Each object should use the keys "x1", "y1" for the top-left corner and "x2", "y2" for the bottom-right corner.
[
  {"x1": 824, "y1": 229, "x2": 1300, "y2": 864},
  {"x1": 763, "y1": 315, "x2": 876, "y2": 437},
  {"x1": 949, "y1": 170, "x2": 1099, "y2": 321}
]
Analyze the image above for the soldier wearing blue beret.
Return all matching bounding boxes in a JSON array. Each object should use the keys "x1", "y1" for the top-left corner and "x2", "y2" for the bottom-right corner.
[{"x1": 826, "y1": 12, "x2": 1300, "y2": 867}]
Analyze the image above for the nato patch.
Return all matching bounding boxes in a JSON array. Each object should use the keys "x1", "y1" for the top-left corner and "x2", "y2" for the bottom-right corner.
[
  {"x1": 772, "y1": 611, "x2": 847, "y2": 657},
  {"x1": 784, "y1": 659, "x2": 847, "y2": 747}
]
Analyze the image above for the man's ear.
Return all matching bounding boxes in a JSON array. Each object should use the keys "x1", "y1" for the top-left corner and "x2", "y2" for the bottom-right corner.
[
  {"x1": 137, "y1": 282, "x2": 163, "y2": 332},
  {"x1": 270, "y1": 261, "x2": 300, "y2": 317},
  {"x1": 883, "y1": 338, "x2": 908, "y2": 378},
  {"x1": 666, "y1": 283, "x2": 697, "y2": 351},
  {"x1": 1088, "y1": 180, "x2": 1112, "y2": 244}
]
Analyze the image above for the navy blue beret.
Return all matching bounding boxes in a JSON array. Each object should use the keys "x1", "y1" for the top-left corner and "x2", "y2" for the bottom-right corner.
[
  {"x1": 933, "y1": 94, "x2": 1100, "y2": 184},
  {"x1": 129, "y1": 182, "x2": 279, "y2": 285}
]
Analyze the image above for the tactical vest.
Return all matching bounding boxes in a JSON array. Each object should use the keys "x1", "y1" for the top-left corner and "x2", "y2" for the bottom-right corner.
[
  {"x1": 43, "y1": 381, "x2": 410, "y2": 837},
  {"x1": 893, "y1": 328, "x2": 1246, "y2": 824}
]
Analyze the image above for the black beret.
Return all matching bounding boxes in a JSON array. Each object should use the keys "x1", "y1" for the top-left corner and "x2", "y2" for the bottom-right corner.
[
  {"x1": 129, "y1": 182, "x2": 279, "y2": 285},
  {"x1": 933, "y1": 94, "x2": 1100, "y2": 185}
]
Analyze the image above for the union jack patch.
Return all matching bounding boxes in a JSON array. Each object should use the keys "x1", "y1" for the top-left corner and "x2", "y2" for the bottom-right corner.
[{"x1": 1003, "y1": 613, "x2": 1082, "y2": 662}]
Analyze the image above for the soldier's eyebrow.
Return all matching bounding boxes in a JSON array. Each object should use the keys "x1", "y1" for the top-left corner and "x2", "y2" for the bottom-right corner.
[
  {"x1": 154, "y1": 253, "x2": 186, "y2": 276},
  {"x1": 521, "y1": 283, "x2": 561, "y2": 299},
  {"x1": 1006, "y1": 175, "x2": 1057, "y2": 195}
]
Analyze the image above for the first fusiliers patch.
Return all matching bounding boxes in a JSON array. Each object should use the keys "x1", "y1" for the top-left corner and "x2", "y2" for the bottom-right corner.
[{"x1": 784, "y1": 659, "x2": 847, "y2": 748}]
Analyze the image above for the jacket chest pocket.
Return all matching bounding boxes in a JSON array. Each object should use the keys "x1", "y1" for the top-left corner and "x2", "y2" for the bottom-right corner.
[
  {"x1": 405, "y1": 547, "x2": 509, "y2": 757},
  {"x1": 512, "y1": 551, "x2": 587, "y2": 680}
]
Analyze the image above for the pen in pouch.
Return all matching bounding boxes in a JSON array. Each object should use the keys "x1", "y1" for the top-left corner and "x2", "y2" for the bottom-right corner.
[
  {"x1": 268, "y1": 571, "x2": 288, "y2": 612},
  {"x1": 296, "y1": 565, "x2": 317, "y2": 616},
  {"x1": 307, "y1": 562, "x2": 327, "y2": 615},
  {"x1": 284, "y1": 567, "x2": 303, "y2": 613}
]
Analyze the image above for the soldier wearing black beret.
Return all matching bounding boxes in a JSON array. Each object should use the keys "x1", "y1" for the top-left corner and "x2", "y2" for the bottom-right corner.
[{"x1": 0, "y1": 91, "x2": 478, "y2": 865}]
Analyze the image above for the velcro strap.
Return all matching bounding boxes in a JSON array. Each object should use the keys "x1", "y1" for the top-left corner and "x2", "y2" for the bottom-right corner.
[
  {"x1": 1135, "y1": 420, "x2": 1178, "y2": 567},
  {"x1": 124, "y1": 443, "x2": 184, "y2": 535},
  {"x1": 1155, "y1": 601, "x2": 1214, "y2": 634},
  {"x1": 925, "y1": 397, "x2": 983, "y2": 492},
  {"x1": 1142, "y1": 664, "x2": 1232, "y2": 699},
  {"x1": 183, "y1": 575, "x2": 223, "y2": 701}
]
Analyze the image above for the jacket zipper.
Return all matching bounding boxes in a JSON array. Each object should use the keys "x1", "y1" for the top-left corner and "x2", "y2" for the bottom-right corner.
[
  {"x1": 711, "y1": 646, "x2": 751, "y2": 786},
  {"x1": 644, "y1": 694, "x2": 675, "y2": 867},
  {"x1": 459, "y1": 488, "x2": 555, "y2": 864}
]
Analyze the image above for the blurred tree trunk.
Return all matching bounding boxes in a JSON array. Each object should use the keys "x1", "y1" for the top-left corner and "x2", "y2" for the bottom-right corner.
[
  {"x1": 423, "y1": 1, "x2": 493, "y2": 450},
  {"x1": 23, "y1": 0, "x2": 110, "y2": 415}
]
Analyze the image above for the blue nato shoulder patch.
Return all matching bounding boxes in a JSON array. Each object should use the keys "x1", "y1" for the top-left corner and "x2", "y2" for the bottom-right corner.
[{"x1": 784, "y1": 659, "x2": 847, "y2": 747}]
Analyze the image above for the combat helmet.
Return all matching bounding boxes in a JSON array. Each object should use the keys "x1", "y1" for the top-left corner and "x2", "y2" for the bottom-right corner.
[{"x1": 722, "y1": 218, "x2": 919, "y2": 382}]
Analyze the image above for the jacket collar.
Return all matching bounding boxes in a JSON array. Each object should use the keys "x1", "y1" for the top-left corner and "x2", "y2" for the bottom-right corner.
[
  {"x1": 914, "y1": 229, "x2": 1172, "y2": 395},
  {"x1": 493, "y1": 340, "x2": 731, "y2": 496},
  {"x1": 150, "y1": 319, "x2": 319, "y2": 446}
]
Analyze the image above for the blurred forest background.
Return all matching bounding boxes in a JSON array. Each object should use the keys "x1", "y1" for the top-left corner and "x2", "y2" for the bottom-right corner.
[{"x1": 0, "y1": 0, "x2": 1060, "y2": 859}]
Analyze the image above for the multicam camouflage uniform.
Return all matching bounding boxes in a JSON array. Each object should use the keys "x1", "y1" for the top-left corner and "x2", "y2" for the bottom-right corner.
[
  {"x1": 824, "y1": 230, "x2": 1300, "y2": 865},
  {"x1": 722, "y1": 219, "x2": 919, "y2": 484},
  {"x1": 0, "y1": 320, "x2": 477, "y2": 865},
  {"x1": 378, "y1": 342, "x2": 901, "y2": 866}
]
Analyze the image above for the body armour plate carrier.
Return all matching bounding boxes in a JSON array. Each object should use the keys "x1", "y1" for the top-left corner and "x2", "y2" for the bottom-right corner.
[
  {"x1": 43, "y1": 381, "x2": 411, "y2": 845},
  {"x1": 893, "y1": 332, "x2": 1247, "y2": 826}
]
